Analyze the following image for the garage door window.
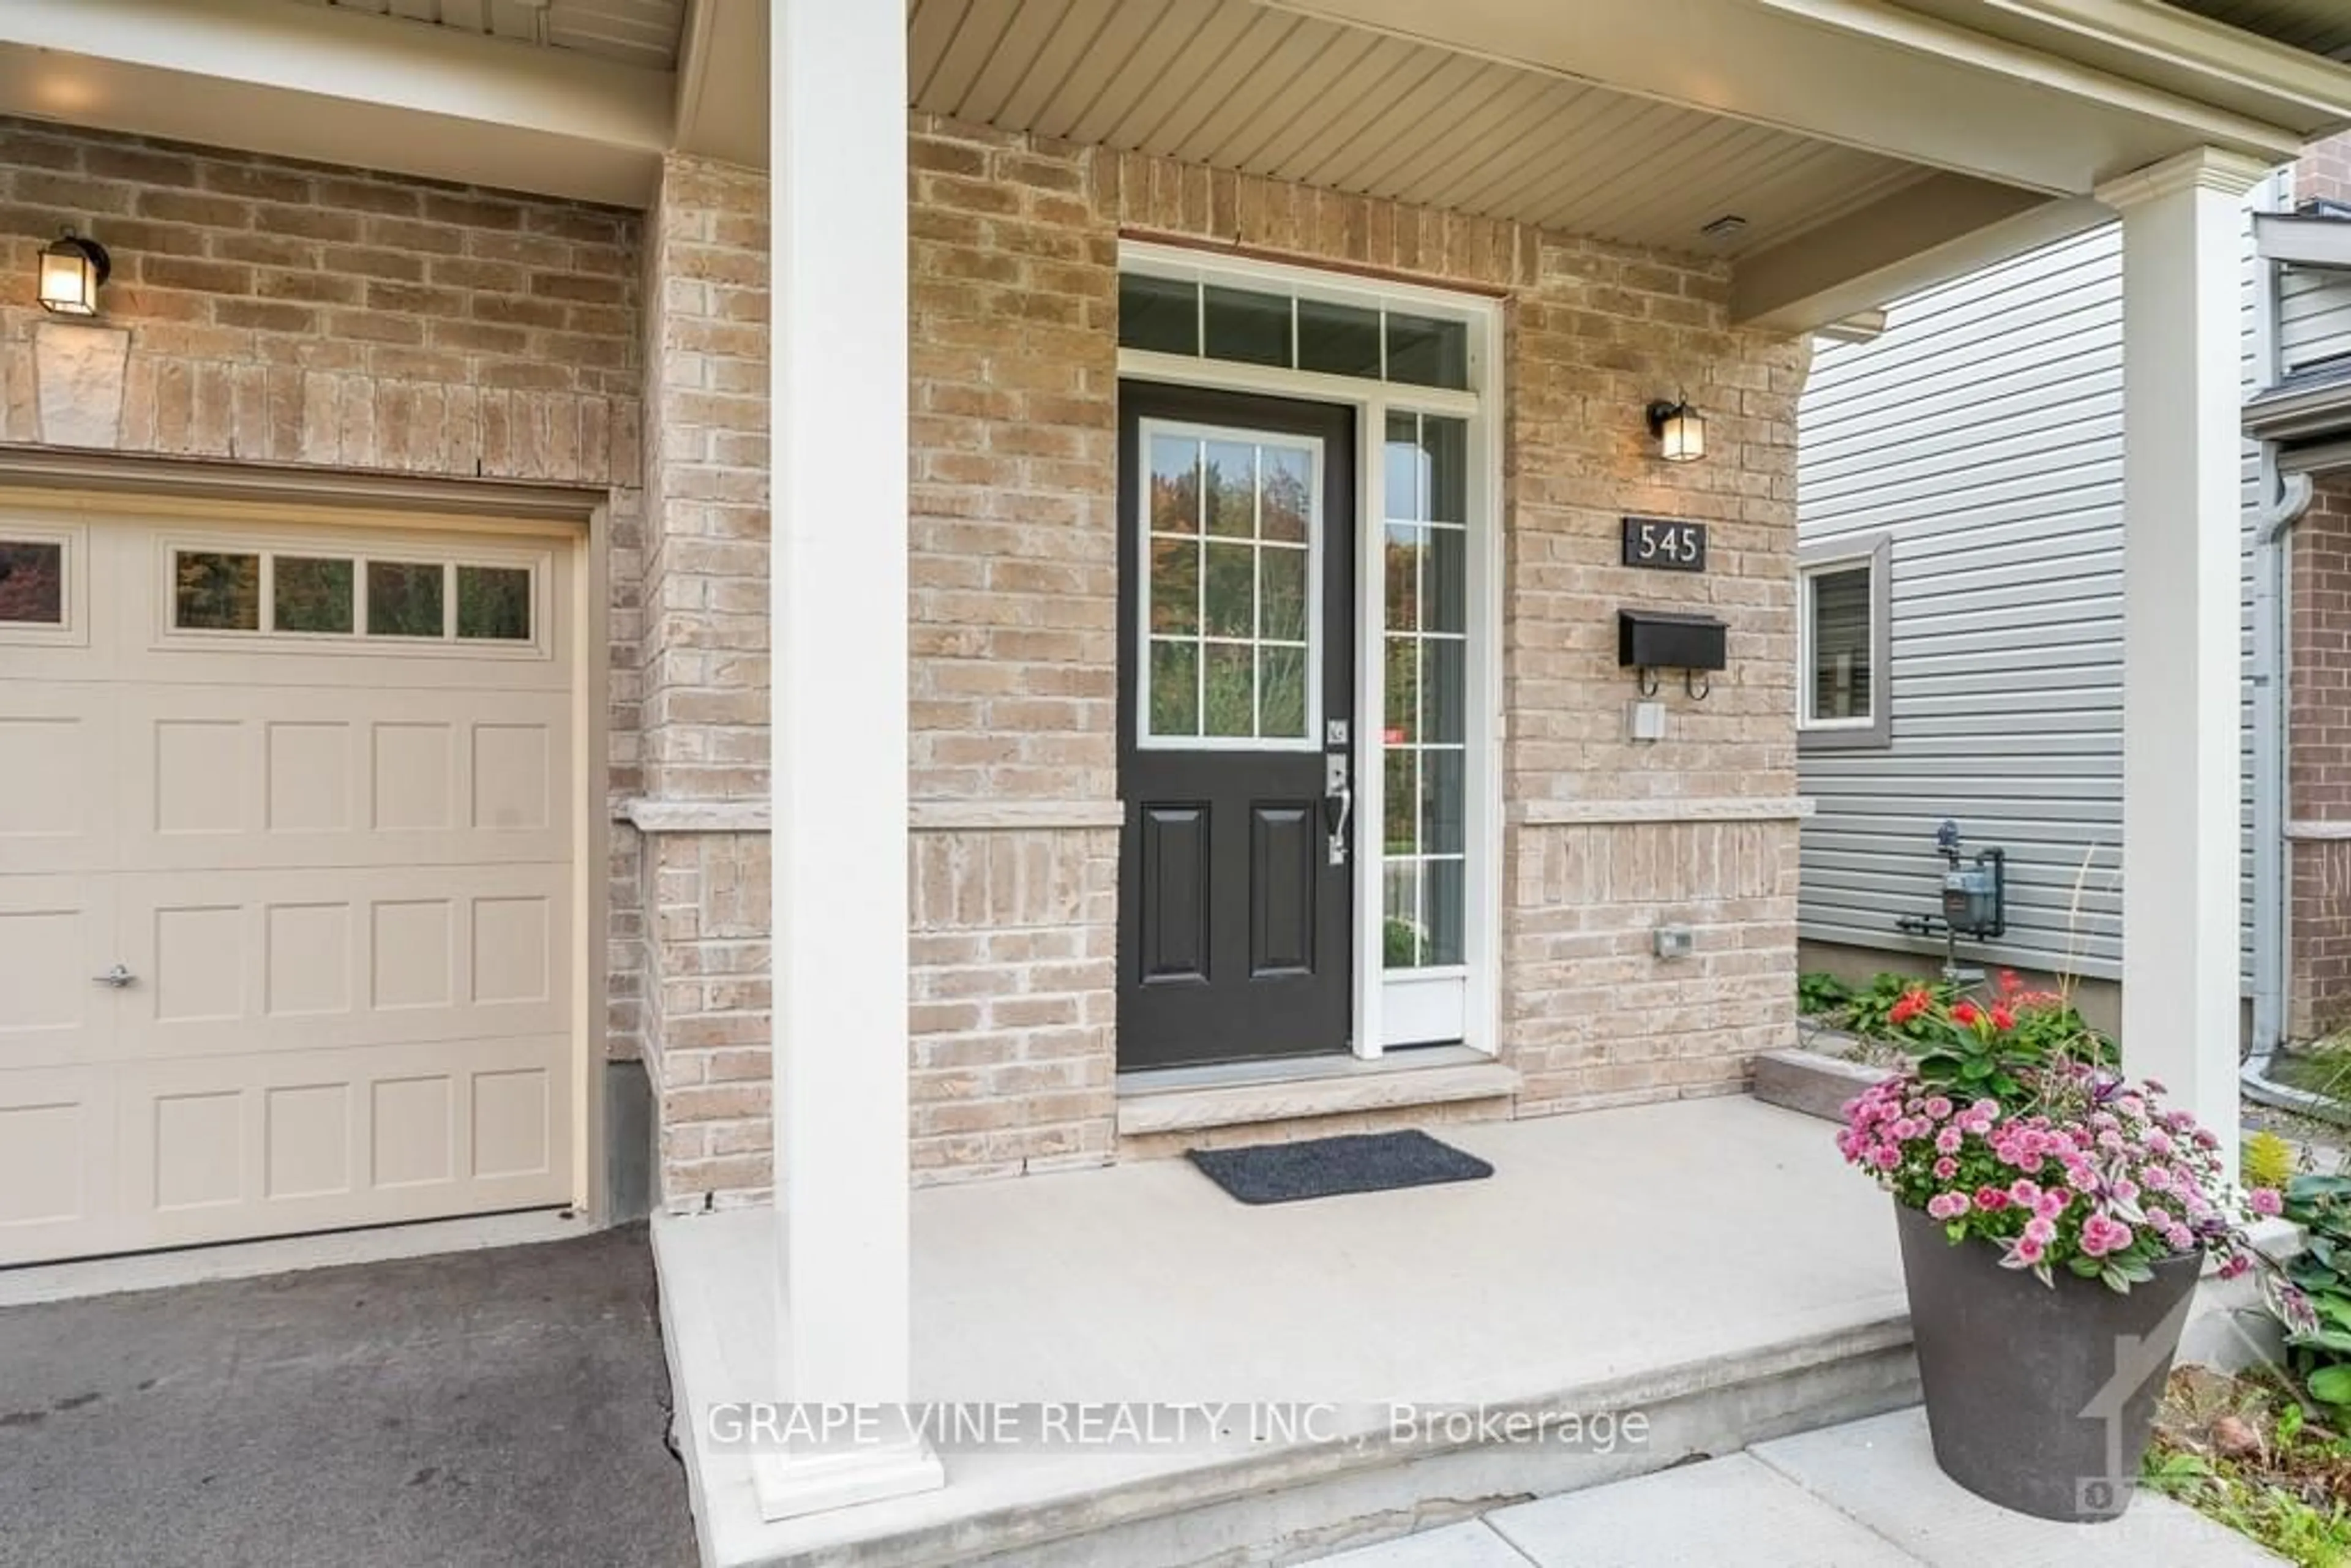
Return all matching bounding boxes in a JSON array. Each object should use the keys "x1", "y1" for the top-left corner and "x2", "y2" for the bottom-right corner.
[
  {"x1": 456, "y1": 566, "x2": 531, "y2": 641},
  {"x1": 168, "y1": 546, "x2": 536, "y2": 647},
  {"x1": 0, "y1": 539, "x2": 63, "y2": 624},
  {"x1": 367, "y1": 560, "x2": 444, "y2": 637},
  {"x1": 175, "y1": 550, "x2": 262, "y2": 631},
  {"x1": 274, "y1": 557, "x2": 354, "y2": 634}
]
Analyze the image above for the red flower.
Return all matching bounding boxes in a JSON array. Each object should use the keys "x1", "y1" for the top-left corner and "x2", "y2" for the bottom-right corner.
[
  {"x1": 1990, "y1": 1004, "x2": 2016, "y2": 1031},
  {"x1": 1974, "y1": 1186, "x2": 2009, "y2": 1212},
  {"x1": 1952, "y1": 1000, "x2": 1982, "y2": 1027},
  {"x1": 1889, "y1": 990, "x2": 1930, "y2": 1027}
]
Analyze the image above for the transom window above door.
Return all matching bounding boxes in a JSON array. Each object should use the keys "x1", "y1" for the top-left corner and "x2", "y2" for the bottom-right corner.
[
  {"x1": 1139, "y1": 421, "x2": 1321, "y2": 748},
  {"x1": 1120, "y1": 271, "x2": 1472, "y2": 392}
]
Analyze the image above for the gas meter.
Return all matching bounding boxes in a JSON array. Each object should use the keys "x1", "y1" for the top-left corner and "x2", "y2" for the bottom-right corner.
[
  {"x1": 1895, "y1": 820, "x2": 2008, "y2": 984},
  {"x1": 1935, "y1": 820, "x2": 2004, "y2": 937}
]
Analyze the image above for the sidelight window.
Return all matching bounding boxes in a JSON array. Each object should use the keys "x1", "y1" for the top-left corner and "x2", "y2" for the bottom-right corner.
[{"x1": 1381, "y1": 412, "x2": 1469, "y2": 970}]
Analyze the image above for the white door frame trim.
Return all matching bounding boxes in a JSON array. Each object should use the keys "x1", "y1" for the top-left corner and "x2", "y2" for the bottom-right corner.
[{"x1": 1115, "y1": 241, "x2": 1504, "y2": 1064}]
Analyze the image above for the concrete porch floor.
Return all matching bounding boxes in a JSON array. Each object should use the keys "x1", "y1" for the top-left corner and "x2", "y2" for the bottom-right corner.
[{"x1": 655, "y1": 1096, "x2": 1920, "y2": 1567}]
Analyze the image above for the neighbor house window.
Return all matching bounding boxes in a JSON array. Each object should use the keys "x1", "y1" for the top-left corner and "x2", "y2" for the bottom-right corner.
[{"x1": 1799, "y1": 535, "x2": 1891, "y2": 751}]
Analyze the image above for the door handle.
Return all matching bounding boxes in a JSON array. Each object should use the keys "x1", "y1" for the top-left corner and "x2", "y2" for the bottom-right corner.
[
  {"x1": 1322, "y1": 754, "x2": 1352, "y2": 867},
  {"x1": 92, "y1": 963, "x2": 135, "y2": 989}
]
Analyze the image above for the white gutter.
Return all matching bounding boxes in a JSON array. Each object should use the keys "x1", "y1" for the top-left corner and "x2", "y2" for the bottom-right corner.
[{"x1": 2255, "y1": 211, "x2": 2351, "y2": 270}]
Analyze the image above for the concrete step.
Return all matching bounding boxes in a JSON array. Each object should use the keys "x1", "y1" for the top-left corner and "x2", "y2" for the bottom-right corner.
[{"x1": 1308, "y1": 1408, "x2": 2279, "y2": 1568}]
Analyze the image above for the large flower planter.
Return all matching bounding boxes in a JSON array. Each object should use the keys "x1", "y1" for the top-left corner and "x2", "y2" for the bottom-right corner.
[{"x1": 1895, "y1": 1201, "x2": 2201, "y2": 1521}]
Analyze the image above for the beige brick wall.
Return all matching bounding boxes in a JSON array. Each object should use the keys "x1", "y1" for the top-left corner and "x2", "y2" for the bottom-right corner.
[
  {"x1": 642, "y1": 156, "x2": 771, "y2": 805},
  {"x1": 909, "y1": 829, "x2": 1118, "y2": 1178},
  {"x1": 2299, "y1": 132, "x2": 2351, "y2": 207},
  {"x1": 0, "y1": 119, "x2": 653, "y2": 1070},
  {"x1": 2290, "y1": 474, "x2": 2351, "y2": 1038},
  {"x1": 634, "y1": 155, "x2": 776, "y2": 1206},
  {"x1": 885, "y1": 113, "x2": 1805, "y2": 1176}
]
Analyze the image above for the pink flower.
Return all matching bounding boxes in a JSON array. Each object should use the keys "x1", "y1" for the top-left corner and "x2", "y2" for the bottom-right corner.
[
  {"x1": 2112, "y1": 1177, "x2": 2139, "y2": 1204},
  {"x1": 2023, "y1": 1217, "x2": 2055, "y2": 1244},
  {"x1": 1870, "y1": 1146, "x2": 1900, "y2": 1171},
  {"x1": 1926, "y1": 1192, "x2": 1970, "y2": 1221},
  {"x1": 2251, "y1": 1188, "x2": 2284, "y2": 1218},
  {"x1": 1974, "y1": 1187, "x2": 2009, "y2": 1212},
  {"x1": 2008, "y1": 1179, "x2": 2041, "y2": 1207},
  {"x1": 2080, "y1": 1216, "x2": 2136, "y2": 1258},
  {"x1": 1936, "y1": 1127, "x2": 1963, "y2": 1155},
  {"x1": 2034, "y1": 1188, "x2": 2071, "y2": 1220},
  {"x1": 1970, "y1": 1098, "x2": 2000, "y2": 1122},
  {"x1": 2012, "y1": 1236, "x2": 2046, "y2": 1264},
  {"x1": 1933, "y1": 1157, "x2": 1959, "y2": 1180},
  {"x1": 1923, "y1": 1097, "x2": 1953, "y2": 1121},
  {"x1": 2218, "y1": 1255, "x2": 2251, "y2": 1281}
]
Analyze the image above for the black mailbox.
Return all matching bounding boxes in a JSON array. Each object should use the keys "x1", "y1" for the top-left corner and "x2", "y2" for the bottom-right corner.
[{"x1": 1618, "y1": 609, "x2": 1727, "y2": 673}]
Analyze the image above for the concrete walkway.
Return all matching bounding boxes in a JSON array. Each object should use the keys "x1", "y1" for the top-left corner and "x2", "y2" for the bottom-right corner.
[
  {"x1": 0, "y1": 1223, "x2": 695, "y2": 1568},
  {"x1": 1310, "y1": 1407, "x2": 2279, "y2": 1567}
]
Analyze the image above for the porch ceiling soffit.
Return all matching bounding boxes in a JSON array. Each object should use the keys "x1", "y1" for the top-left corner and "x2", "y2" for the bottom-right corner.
[
  {"x1": 299, "y1": 0, "x2": 689, "y2": 72},
  {"x1": 1256, "y1": 0, "x2": 2351, "y2": 328},
  {"x1": 1269, "y1": 0, "x2": 2328, "y2": 192},
  {"x1": 0, "y1": 0, "x2": 676, "y2": 204},
  {"x1": 910, "y1": 0, "x2": 1930, "y2": 264}
]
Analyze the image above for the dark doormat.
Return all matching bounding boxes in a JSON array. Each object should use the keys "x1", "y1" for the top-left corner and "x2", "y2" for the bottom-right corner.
[{"x1": 1186, "y1": 1130, "x2": 1493, "y2": 1205}]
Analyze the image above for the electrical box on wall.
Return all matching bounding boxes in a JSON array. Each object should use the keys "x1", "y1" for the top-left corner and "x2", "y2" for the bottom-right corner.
[{"x1": 1617, "y1": 610, "x2": 1727, "y2": 673}]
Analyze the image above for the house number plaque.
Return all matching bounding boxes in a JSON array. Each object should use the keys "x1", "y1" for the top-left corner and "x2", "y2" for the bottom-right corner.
[{"x1": 1621, "y1": 516, "x2": 1707, "y2": 572}]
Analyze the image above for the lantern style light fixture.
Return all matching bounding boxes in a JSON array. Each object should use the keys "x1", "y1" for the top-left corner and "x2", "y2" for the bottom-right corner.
[
  {"x1": 1646, "y1": 396, "x2": 1706, "y2": 463},
  {"x1": 37, "y1": 231, "x2": 110, "y2": 317}
]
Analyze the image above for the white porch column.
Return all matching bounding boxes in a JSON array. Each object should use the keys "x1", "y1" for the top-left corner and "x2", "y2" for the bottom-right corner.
[
  {"x1": 2099, "y1": 148, "x2": 2271, "y2": 1176},
  {"x1": 761, "y1": 0, "x2": 942, "y2": 1518}
]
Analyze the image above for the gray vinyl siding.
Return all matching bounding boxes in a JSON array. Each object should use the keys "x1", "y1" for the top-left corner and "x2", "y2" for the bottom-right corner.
[
  {"x1": 1796, "y1": 219, "x2": 2262, "y2": 987},
  {"x1": 2283, "y1": 264, "x2": 2351, "y2": 373}
]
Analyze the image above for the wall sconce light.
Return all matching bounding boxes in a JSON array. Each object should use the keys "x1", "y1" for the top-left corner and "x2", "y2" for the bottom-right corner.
[
  {"x1": 37, "y1": 231, "x2": 110, "y2": 317},
  {"x1": 1646, "y1": 397, "x2": 1705, "y2": 463}
]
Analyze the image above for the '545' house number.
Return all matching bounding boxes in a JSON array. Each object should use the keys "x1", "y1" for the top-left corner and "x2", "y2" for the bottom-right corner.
[{"x1": 1621, "y1": 516, "x2": 1707, "y2": 572}]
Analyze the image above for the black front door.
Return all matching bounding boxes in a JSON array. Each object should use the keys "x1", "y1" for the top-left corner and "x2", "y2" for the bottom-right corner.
[{"x1": 1117, "y1": 381, "x2": 1355, "y2": 1071}]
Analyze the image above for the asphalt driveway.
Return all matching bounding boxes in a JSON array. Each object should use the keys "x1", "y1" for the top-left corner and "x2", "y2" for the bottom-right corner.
[{"x1": 0, "y1": 1225, "x2": 696, "y2": 1568}]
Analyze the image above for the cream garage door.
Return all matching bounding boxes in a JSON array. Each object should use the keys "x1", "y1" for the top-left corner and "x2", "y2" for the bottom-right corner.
[{"x1": 0, "y1": 506, "x2": 576, "y2": 1265}]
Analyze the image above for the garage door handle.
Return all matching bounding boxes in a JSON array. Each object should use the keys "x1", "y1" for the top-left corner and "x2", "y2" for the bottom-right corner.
[{"x1": 92, "y1": 964, "x2": 135, "y2": 989}]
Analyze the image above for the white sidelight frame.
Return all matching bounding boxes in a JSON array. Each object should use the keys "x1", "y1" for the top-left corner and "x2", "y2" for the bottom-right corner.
[
  {"x1": 761, "y1": 0, "x2": 942, "y2": 1521},
  {"x1": 1114, "y1": 241, "x2": 1504, "y2": 1062},
  {"x1": 2097, "y1": 146, "x2": 2274, "y2": 1176}
]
